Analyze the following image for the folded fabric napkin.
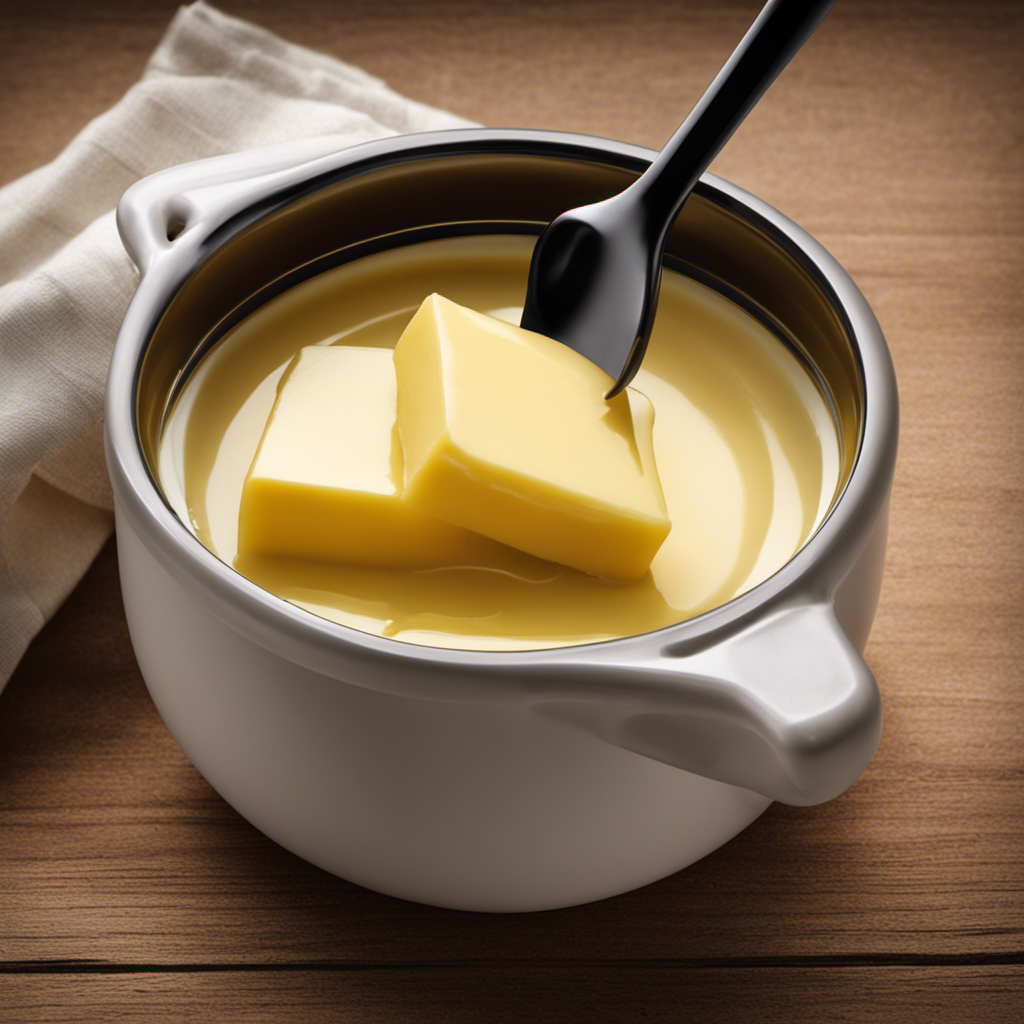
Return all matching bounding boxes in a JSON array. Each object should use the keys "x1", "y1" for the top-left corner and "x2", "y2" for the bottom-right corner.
[{"x1": 0, "y1": 1, "x2": 472, "y2": 687}]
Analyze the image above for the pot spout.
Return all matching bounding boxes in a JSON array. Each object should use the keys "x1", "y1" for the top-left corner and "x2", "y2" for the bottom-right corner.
[{"x1": 534, "y1": 601, "x2": 882, "y2": 805}]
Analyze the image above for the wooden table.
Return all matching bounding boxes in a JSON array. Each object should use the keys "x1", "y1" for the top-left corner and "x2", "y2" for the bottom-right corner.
[{"x1": 2, "y1": 1, "x2": 1022, "y2": 1020}]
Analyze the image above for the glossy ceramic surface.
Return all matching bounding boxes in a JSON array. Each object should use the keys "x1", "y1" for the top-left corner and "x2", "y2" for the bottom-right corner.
[{"x1": 106, "y1": 129, "x2": 897, "y2": 910}]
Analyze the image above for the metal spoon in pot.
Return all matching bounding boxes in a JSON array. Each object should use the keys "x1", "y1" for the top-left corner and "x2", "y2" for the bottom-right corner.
[{"x1": 520, "y1": 0, "x2": 836, "y2": 397}]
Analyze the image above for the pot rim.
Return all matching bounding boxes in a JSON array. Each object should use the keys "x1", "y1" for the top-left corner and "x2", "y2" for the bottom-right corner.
[{"x1": 106, "y1": 127, "x2": 898, "y2": 690}]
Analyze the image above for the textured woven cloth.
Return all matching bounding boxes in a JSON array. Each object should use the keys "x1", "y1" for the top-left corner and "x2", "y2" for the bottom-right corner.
[{"x1": 0, "y1": 1, "x2": 470, "y2": 687}]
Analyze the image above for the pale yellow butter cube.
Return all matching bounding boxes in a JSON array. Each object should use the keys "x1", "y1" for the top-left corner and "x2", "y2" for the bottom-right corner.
[
  {"x1": 238, "y1": 345, "x2": 495, "y2": 568},
  {"x1": 393, "y1": 295, "x2": 671, "y2": 581}
]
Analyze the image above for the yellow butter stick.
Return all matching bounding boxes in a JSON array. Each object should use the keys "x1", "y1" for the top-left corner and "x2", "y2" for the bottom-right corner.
[{"x1": 394, "y1": 295, "x2": 671, "y2": 581}]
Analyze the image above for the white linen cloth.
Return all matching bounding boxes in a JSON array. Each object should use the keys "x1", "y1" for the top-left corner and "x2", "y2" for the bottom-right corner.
[{"x1": 0, "y1": 1, "x2": 471, "y2": 687}]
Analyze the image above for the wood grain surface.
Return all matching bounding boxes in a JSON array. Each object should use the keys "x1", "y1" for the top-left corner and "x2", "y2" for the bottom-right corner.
[{"x1": 1, "y1": 1, "x2": 1022, "y2": 1021}]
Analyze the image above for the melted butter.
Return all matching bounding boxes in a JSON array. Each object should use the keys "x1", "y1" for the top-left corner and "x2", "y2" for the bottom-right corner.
[{"x1": 158, "y1": 235, "x2": 840, "y2": 651}]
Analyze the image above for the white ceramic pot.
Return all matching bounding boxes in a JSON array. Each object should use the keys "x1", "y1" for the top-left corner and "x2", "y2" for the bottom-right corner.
[{"x1": 106, "y1": 129, "x2": 898, "y2": 912}]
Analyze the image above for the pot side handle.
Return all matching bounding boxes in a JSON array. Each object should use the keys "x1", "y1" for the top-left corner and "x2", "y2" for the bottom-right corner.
[
  {"x1": 115, "y1": 135, "x2": 367, "y2": 275},
  {"x1": 536, "y1": 601, "x2": 881, "y2": 806}
]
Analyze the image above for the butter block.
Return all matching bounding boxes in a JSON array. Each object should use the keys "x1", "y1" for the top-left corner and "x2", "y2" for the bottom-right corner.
[
  {"x1": 238, "y1": 345, "x2": 496, "y2": 568},
  {"x1": 393, "y1": 295, "x2": 671, "y2": 581}
]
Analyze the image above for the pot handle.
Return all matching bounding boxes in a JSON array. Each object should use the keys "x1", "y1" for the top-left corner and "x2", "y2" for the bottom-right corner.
[
  {"x1": 536, "y1": 601, "x2": 881, "y2": 805},
  {"x1": 115, "y1": 134, "x2": 366, "y2": 275}
]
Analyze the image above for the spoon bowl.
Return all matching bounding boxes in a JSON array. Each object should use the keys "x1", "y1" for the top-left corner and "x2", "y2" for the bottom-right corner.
[{"x1": 520, "y1": 190, "x2": 661, "y2": 393}]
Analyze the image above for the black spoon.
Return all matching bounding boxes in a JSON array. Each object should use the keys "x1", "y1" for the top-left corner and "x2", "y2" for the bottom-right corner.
[{"x1": 520, "y1": 0, "x2": 836, "y2": 397}]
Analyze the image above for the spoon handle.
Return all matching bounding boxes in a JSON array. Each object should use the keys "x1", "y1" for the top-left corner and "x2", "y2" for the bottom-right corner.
[{"x1": 635, "y1": 0, "x2": 836, "y2": 231}]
